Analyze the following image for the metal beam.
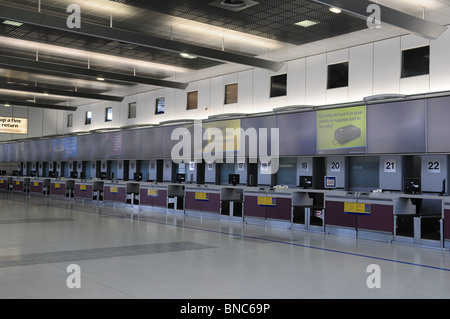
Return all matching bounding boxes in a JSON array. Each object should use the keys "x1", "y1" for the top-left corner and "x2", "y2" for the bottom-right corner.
[
  {"x1": 0, "y1": 55, "x2": 189, "y2": 90},
  {"x1": 312, "y1": 0, "x2": 447, "y2": 40},
  {"x1": 0, "y1": 83, "x2": 124, "y2": 102},
  {"x1": 0, "y1": 98, "x2": 78, "y2": 111},
  {"x1": 0, "y1": 4, "x2": 284, "y2": 72}
]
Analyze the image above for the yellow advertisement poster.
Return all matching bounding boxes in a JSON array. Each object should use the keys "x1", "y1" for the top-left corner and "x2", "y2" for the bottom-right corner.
[
  {"x1": 344, "y1": 202, "x2": 371, "y2": 215},
  {"x1": 110, "y1": 187, "x2": 118, "y2": 194},
  {"x1": 147, "y1": 189, "x2": 158, "y2": 197},
  {"x1": 257, "y1": 197, "x2": 276, "y2": 207},
  {"x1": 80, "y1": 185, "x2": 87, "y2": 191},
  {"x1": 317, "y1": 106, "x2": 366, "y2": 155},
  {"x1": 195, "y1": 192, "x2": 209, "y2": 201}
]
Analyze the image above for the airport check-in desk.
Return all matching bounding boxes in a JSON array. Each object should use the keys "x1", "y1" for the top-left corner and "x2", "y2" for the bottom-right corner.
[{"x1": 2, "y1": 177, "x2": 449, "y2": 249}]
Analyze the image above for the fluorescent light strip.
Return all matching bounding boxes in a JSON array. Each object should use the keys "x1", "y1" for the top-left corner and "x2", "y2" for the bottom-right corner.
[
  {"x1": 0, "y1": 36, "x2": 188, "y2": 74},
  {"x1": 2, "y1": 20, "x2": 23, "y2": 27}
]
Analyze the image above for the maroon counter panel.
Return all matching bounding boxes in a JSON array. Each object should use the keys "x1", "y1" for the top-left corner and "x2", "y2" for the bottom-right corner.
[
  {"x1": 30, "y1": 181, "x2": 43, "y2": 194},
  {"x1": 357, "y1": 204, "x2": 394, "y2": 233},
  {"x1": 75, "y1": 184, "x2": 93, "y2": 199},
  {"x1": 244, "y1": 196, "x2": 292, "y2": 221},
  {"x1": 325, "y1": 201, "x2": 394, "y2": 234},
  {"x1": 185, "y1": 191, "x2": 220, "y2": 214},
  {"x1": 266, "y1": 198, "x2": 292, "y2": 221},
  {"x1": 325, "y1": 201, "x2": 357, "y2": 229},
  {"x1": 201, "y1": 193, "x2": 220, "y2": 214},
  {"x1": 185, "y1": 192, "x2": 202, "y2": 211},
  {"x1": 50, "y1": 183, "x2": 66, "y2": 196},
  {"x1": 104, "y1": 185, "x2": 126, "y2": 203},
  {"x1": 244, "y1": 196, "x2": 267, "y2": 218},
  {"x1": 140, "y1": 189, "x2": 168, "y2": 208},
  {"x1": 12, "y1": 181, "x2": 24, "y2": 192},
  {"x1": 445, "y1": 210, "x2": 450, "y2": 241},
  {"x1": 0, "y1": 180, "x2": 7, "y2": 190}
]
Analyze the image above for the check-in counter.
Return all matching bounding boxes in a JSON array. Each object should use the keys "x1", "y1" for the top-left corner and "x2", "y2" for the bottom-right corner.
[
  {"x1": 30, "y1": 179, "x2": 44, "y2": 194},
  {"x1": 0, "y1": 177, "x2": 9, "y2": 190},
  {"x1": 185, "y1": 185, "x2": 221, "y2": 219},
  {"x1": 103, "y1": 182, "x2": 127, "y2": 206},
  {"x1": 139, "y1": 183, "x2": 169, "y2": 213},
  {"x1": 74, "y1": 181, "x2": 93, "y2": 201},
  {"x1": 244, "y1": 188, "x2": 294, "y2": 228},
  {"x1": 12, "y1": 178, "x2": 25, "y2": 192},
  {"x1": 50, "y1": 180, "x2": 66, "y2": 198},
  {"x1": 324, "y1": 191, "x2": 445, "y2": 247}
]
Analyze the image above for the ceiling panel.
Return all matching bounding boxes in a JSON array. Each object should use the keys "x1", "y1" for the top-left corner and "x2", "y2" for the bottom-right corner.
[{"x1": 111, "y1": 0, "x2": 369, "y2": 46}]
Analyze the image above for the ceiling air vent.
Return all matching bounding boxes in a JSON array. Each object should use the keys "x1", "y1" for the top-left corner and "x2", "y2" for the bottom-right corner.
[{"x1": 209, "y1": 0, "x2": 259, "y2": 12}]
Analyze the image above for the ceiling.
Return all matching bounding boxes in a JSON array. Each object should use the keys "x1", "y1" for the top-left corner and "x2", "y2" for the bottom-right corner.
[{"x1": 0, "y1": 0, "x2": 448, "y2": 111}]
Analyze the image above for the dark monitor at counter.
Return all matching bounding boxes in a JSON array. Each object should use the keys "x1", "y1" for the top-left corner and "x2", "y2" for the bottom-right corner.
[
  {"x1": 176, "y1": 174, "x2": 185, "y2": 184},
  {"x1": 228, "y1": 174, "x2": 240, "y2": 186},
  {"x1": 70, "y1": 171, "x2": 78, "y2": 179},
  {"x1": 134, "y1": 172, "x2": 143, "y2": 182},
  {"x1": 403, "y1": 178, "x2": 421, "y2": 195},
  {"x1": 0, "y1": 170, "x2": 6, "y2": 176},
  {"x1": 49, "y1": 172, "x2": 56, "y2": 178},
  {"x1": 299, "y1": 176, "x2": 313, "y2": 189},
  {"x1": 30, "y1": 171, "x2": 37, "y2": 177},
  {"x1": 12, "y1": 170, "x2": 19, "y2": 177},
  {"x1": 99, "y1": 172, "x2": 107, "y2": 180}
]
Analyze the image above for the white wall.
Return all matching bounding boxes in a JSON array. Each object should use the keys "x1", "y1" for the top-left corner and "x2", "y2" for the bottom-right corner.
[{"x1": 3, "y1": 31, "x2": 450, "y2": 140}]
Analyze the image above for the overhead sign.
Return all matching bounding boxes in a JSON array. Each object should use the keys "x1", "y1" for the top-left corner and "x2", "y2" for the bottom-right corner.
[
  {"x1": 0, "y1": 117, "x2": 28, "y2": 134},
  {"x1": 317, "y1": 106, "x2": 366, "y2": 155}
]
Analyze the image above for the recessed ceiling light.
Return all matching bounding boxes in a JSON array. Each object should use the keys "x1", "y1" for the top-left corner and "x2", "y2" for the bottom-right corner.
[
  {"x1": 329, "y1": 7, "x2": 342, "y2": 14},
  {"x1": 295, "y1": 20, "x2": 320, "y2": 28},
  {"x1": 42, "y1": 93, "x2": 49, "y2": 96},
  {"x1": 180, "y1": 53, "x2": 197, "y2": 59},
  {"x1": 97, "y1": 77, "x2": 105, "y2": 81},
  {"x1": 2, "y1": 20, "x2": 23, "y2": 27},
  {"x1": 221, "y1": 0, "x2": 246, "y2": 8},
  {"x1": 4, "y1": 103, "x2": 11, "y2": 107}
]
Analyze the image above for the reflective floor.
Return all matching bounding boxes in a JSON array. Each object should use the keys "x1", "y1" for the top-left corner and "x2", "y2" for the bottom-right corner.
[{"x1": 0, "y1": 192, "x2": 449, "y2": 299}]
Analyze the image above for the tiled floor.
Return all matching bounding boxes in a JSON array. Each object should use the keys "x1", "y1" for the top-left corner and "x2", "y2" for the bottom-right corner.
[{"x1": 0, "y1": 192, "x2": 449, "y2": 299}]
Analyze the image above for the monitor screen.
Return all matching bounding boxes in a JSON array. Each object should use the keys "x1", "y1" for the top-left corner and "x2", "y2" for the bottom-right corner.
[
  {"x1": 176, "y1": 173, "x2": 185, "y2": 184},
  {"x1": 299, "y1": 176, "x2": 313, "y2": 189},
  {"x1": 70, "y1": 171, "x2": 78, "y2": 179},
  {"x1": 134, "y1": 172, "x2": 143, "y2": 182},
  {"x1": 99, "y1": 172, "x2": 107, "y2": 180},
  {"x1": 228, "y1": 174, "x2": 240, "y2": 186},
  {"x1": 403, "y1": 178, "x2": 421, "y2": 195},
  {"x1": 49, "y1": 171, "x2": 56, "y2": 178},
  {"x1": 324, "y1": 176, "x2": 337, "y2": 189}
]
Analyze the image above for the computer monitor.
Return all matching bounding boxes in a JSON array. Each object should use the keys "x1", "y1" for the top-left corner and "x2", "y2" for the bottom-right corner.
[
  {"x1": 80, "y1": 172, "x2": 86, "y2": 180},
  {"x1": 99, "y1": 172, "x2": 107, "y2": 180},
  {"x1": 324, "y1": 176, "x2": 337, "y2": 189},
  {"x1": 134, "y1": 172, "x2": 143, "y2": 182},
  {"x1": 49, "y1": 171, "x2": 56, "y2": 178},
  {"x1": 30, "y1": 171, "x2": 37, "y2": 177},
  {"x1": 403, "y1": 178, "x2": 421, "y2": 195},
  {"x1": 176, "y1": 173, "x2": 186, "y2": 184},
  {"x1": 70, "y1": 171, "x2": 78, "y2": 179},
  {"x1": 12, "y1": 170, "x2": 19, "y2": 177},
  {"x1": 228, "y1": 174, "x2": 240, "y2": 186},
  {"x1": 299, "y1": 176, "x2": 313, "y2": 189}
]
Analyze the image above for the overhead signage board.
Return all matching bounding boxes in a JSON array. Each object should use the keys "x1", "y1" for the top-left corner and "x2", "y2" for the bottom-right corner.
[
  {"x1": 0, "y1": 117, "x2": 28, "y2": 134},
  {"x1": 317, "y1": 106, "x2": 366, "y2": 155}
]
